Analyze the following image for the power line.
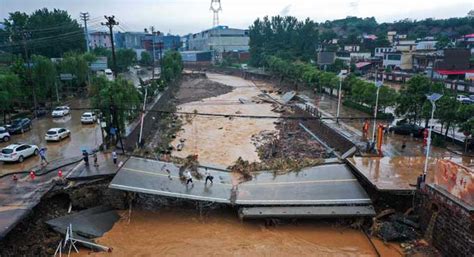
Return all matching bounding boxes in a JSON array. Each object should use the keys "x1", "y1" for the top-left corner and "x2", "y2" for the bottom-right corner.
[
  {"x1": 0, "y1": 31, "x2": 85, "y2": 48},
  {"x1": 10, "y1": 104, "x2": 390, "y2": 121}
]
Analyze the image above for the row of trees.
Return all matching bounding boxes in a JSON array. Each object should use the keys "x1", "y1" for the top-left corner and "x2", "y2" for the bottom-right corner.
[
  {"x1": 0, "y1": 52, "x2": 95, "y2": 122},
  {"x1": 0, "y1": 8, "x2": 85, "y2": 58},
  {"x1": 263, "y1": 56, "x2": 474, "y2": 138}
]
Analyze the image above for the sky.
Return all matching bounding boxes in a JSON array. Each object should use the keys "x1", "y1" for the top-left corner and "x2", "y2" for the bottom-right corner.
[{"x1": 0, "y1": 0, "x2": 473, "y2": 35}]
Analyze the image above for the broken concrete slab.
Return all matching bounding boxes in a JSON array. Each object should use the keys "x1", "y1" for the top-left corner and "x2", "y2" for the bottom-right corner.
[
  {"x1": 280, "y1": 91, "x2": 297, "y2": 104},
  {"x1": 46, "y1": 206, "x2": 120, "y2": 239}
]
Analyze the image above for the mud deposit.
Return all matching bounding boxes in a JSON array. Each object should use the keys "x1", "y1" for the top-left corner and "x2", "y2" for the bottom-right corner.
[
  {"x1": 75, "y1": 209, "x2": 403, "y2": 257},
  {"x1": 171, "y1": 73, "x2": 280, "y2": 166},
  {"x1": 176, "y1": 76, "x2": 233, "y2": 104}
]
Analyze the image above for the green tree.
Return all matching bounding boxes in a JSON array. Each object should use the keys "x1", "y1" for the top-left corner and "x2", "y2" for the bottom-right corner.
[
  {"x1": 90, "y1": 76, "x2": 142, "y2": 139},
  {"x1": 436, "y1": 94, "x2": 460, "y2": 137},
  {"x1": 31, "y1": 55, "x2": 57, "y2": 103},
  {"x1": 396, "y1": 75, "x2": 433, "y2": 124},
  {"x1": 2, "y1": 8, "x2": 85, "y2": 57},
  {"x1": 161, "y1": 51, "x2": 183, "y2": 83},
  {"x1": 140, "y1": 51, "x2": 153, "y2": 66},
  {"x1": 115, "y1": 49, "x2": 136, "y2": 72},
  {"x1": 58, "y1": 52, "x2": 93, "y2": 88},
  {"x1": 0, "y1": 73, "x2": 21, "y2": 123}
]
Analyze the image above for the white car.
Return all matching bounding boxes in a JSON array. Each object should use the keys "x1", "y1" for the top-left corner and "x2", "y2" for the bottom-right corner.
[
  {"x1": 45, "y1": 128, "x2": 70, "y2": 141},
  {"x1": 0, "y1": 126, "x2": 10, "y2": 142},
  {"x1": 456, "y1": 95, "x2": 473, "y2": 104},
  {"x1": 105, "y1": 69, "x2": 114, "y2": 81},
  {"x1": 0, "y1": 144, "x2": 39, "y2": 163},
  {"x1": 52, "y1": 106, "x2": 70, "y2": 117},
  {"x1": 81, "y1": 112, "x2": 97, "y2": 124}
]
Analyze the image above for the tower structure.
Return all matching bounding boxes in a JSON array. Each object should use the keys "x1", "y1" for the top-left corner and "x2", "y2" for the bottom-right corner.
[{"x1": 210, "y1": 0, "x2": 222, "y2": 27}]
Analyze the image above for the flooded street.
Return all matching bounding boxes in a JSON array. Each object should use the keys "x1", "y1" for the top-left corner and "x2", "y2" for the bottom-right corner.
[
  {"x1": 77, "y1": 209, "x2": 402, "y2": 257},
  {"x1": 172, "y1": 73, "x2": 279, "y2": 166},
  {"x1": 0, "y1": 99, "x2": 102, "y2": 175}
]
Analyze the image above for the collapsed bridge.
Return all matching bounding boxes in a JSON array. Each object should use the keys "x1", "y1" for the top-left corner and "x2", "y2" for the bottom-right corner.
[{"x1": 110, "y1": 157, "x2": 375, "y2": 218}]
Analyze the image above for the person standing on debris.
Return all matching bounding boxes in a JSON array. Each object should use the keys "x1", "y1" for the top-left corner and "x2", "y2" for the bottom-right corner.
[
  {"x1": 83, "y1": 150, "x2": 89, "y2": 166},
  {"x1": 185, "y1": 171, "x2": 193, "y2": 185},
  {"x1": 93, "y1": 152, "x2": 99, "y2": 167},
  {"x1": 112, "y1": 151, "x2": 118, "y2": 165},
  {"x1": 39, "y1": 147, "x2": 49, "y2": 165},
  {"x1": 204, "y1": 168, "x2": 214, "y2": 184}
]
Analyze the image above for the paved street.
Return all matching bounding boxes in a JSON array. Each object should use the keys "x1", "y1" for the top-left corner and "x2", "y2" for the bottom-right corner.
[
  {"x1": 306, "y1": 93, "x2": 471, "y2": 159},
  {"x1": 0, "y1": 99, "x2": 102, "y2": 175}
]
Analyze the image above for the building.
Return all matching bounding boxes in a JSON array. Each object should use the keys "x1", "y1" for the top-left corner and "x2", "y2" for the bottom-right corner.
[
  {"x1": 432, "y1": 48, "x2": 474, "y2": 79},
  {"x1": 416, "y1": 40, "x2": 438, "y2": 51},
  {"x1": 115, "y1": 32, "x2": 146, "y2": 49},
  {"x1": 394, "y1": 40, "x2": 417, "y2": 52},
  {"x1": 458, "y1": 34, "x2": 474, "y2": 54},
  {"x1": 343, "y1": 45, "x2": 360, "y2": 52},
  {"x1": 180, "y1": 51, "x2": 212, "y2": 64},
  {"x1": 89, "y1": 31, "x2": 112, "y2": 49},
  {"x1": 374, "y1": 47, "x2": 395, "y2": 58},
  {"x1": 142, "y1": 34, "x2": 181, "y2": 60},
  {"x1": 187, "y1": 25, "x2": 249, "y2": 53},
  {"x1": 383, "y1": 52, "x2": 413, "y2": 70}
]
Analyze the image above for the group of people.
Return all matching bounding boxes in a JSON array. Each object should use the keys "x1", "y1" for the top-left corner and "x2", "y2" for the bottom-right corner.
[
  {"x1": 82, "y1": 149, "x2": 118, "y2": 167},
  {"x1": 184, "y1": 168, "x2": 214, "y2": 186}
]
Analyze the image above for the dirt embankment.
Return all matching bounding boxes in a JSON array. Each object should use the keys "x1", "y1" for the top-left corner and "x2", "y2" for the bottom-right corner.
[{"x1": 176, "y1": 76, "x2": 233, "y2": 104}]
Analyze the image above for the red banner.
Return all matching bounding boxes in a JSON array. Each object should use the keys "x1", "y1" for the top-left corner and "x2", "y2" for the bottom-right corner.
[{"x1": 434, "y1": 160, "x2": 474, "y2": 206}]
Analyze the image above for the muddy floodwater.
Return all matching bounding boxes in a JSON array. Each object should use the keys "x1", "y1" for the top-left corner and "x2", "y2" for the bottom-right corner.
[{"x1": 76, "y1": 210, "x2": 402, "y2": 257}]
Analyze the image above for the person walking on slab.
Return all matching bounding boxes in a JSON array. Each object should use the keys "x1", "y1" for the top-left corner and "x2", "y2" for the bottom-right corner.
[
  {"x1": 204, "y1": 168, "x2": 214, "y2": 184},
  {"x1": 185, "y1": 171, "x2": 193, "y2": 185},
  {"x1": 112, "y1": 151, "x2": 118, "y2": 164},
  {"x1": 39, "y1": 147, "x2": 49, "y2": 165}
]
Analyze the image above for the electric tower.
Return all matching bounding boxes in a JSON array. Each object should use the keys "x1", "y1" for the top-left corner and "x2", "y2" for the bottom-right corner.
[{"x1": 210, "y1": 0, "x2": 222, "y2": 27}]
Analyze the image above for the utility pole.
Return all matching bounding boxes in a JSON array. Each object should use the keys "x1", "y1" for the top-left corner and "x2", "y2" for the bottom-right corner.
[
  {"x1": 80, "y1": 12, "x2": 90, "y2": 52},
  {"x1": 102, "y1": 16, "x2": 118, "y2": 77},
  {"x1": 149, "y1": 26, "x2": 156, "y2": 79},
  {"x1": 20, "y1": 31, "x2": 38, "y2": 117}
]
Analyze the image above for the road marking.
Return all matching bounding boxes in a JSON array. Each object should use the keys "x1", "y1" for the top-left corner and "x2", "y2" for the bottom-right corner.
[
  {"x1": 242, "y1": 179, "x2": 358, "y2": 186},
  {"x1": 109, "y1": 184, "x2": 230, "y2": 203},
  {"x1": 236, "y1": 199, "x2": 372, "y2": 203},
  {"x1": 122, "y1": 167, "x2": 358, "y2": 187}
]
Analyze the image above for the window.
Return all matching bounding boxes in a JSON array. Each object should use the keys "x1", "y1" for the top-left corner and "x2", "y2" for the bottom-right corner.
[{"x1": 387, "y1": 54, "x2": 401, "y2": 61}]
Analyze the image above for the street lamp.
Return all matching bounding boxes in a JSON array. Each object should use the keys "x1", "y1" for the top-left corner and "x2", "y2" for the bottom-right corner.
[
  {"x1": 336, "y1": 70, "x2": 348, "y2": 123},
  {"x1": 371, "y1": 78, "x2": 384, "y2": 144},
  {"x1": 423, "y1": 93, "x2": 443, "y2": 181}
]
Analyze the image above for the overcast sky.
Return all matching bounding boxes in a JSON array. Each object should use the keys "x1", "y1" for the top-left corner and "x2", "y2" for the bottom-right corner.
[{"x1": 1, "y1": 0, "x2": 473, "y2": 35}]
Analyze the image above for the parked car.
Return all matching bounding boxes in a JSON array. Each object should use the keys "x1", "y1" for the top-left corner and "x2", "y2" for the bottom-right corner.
[
  {"x1": 45, "y1": 128, "x2": 70, "y2": 142},
  {"x1": 0, "y1": 126, "x2": 10, "y2": 142},
  {"x1": 34, "y1": 107, "x2": 48, "y2": 117},
  {"x1": 469, "y1": 95, "x2": 474, "y2": 101},
  {"x1": 7, "y1": 118, "x2": 32, "y2": 134},
  {"x1": 81, "y1": 112, "x2": 97, "y2": 124},
  {"x1": 105, "y1": 69, "x2": 114, "y2": 81},
  {"x1": 52, "y1": 106, "x2": 70, "y2": 117},
  {"x1": 456, "y1": 95, "x2": 473, "y2": 104},
  {"x1": 0, "y1": 143, "x2": 39, "y2": 163},
  {"x1": 389, "y1": 124, "x2": 424, "y2": 137}
]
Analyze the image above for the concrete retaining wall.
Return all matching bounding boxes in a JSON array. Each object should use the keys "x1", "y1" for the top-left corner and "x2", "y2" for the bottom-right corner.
[{"x1": 417, "y1": 186, "x2": 473, "y2": 257}]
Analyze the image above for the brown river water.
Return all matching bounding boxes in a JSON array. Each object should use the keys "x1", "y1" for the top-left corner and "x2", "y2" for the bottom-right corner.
[{"x1": 76, "y1": 209, "x2": 402, "y2": 257}]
